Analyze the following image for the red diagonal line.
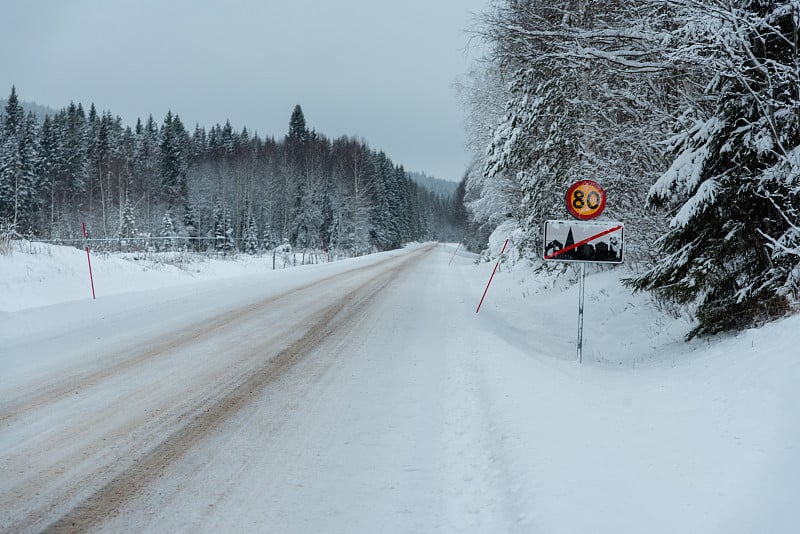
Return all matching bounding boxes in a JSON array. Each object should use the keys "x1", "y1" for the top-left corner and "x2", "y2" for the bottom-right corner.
[{"x1": 545, "y1": 225, "x2": 622, "y2": 260}]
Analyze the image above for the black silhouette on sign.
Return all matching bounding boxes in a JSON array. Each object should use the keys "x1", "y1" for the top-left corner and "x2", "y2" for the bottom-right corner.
[{"x1": 544, "y1": 221, "x2": 623, "y2": 263}]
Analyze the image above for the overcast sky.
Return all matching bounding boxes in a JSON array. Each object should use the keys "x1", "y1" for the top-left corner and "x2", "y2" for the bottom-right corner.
[{"x1": 0, "y1": 0, "x2": 488, "y2": 182}]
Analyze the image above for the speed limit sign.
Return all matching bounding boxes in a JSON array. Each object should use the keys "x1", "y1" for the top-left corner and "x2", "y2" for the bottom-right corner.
[{"x1": 566, "y1": 180, "x2": 606, "y2": 220}]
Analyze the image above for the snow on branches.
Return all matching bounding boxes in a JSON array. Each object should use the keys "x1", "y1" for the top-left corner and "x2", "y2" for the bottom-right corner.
[{"x1": 631, "y1": 0, "x2": 800, "y2": 337}]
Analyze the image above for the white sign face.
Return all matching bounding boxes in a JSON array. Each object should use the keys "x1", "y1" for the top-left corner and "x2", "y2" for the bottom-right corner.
[{"x1": 543, "y1": 220, "x2": 624, "y2": 263}]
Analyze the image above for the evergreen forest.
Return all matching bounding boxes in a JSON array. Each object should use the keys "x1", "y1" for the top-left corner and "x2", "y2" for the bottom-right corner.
[
  {"x1": 0, "y1": 93, "x2": 463, "y2": 255},
  {"x1": 462, "y1": 0, "x2": 799, "y2": 338}
]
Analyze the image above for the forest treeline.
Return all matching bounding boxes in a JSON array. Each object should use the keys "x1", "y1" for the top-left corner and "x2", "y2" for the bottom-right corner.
[
  {"x1": 462, "y1": 0, "x2": 799, "y2": 337},
  {"x1": 0, "y1": 92, "x2": 464, "y2": 254}
]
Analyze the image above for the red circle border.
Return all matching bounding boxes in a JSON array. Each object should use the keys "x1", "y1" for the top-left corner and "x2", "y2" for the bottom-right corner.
[{"x1": 566, "y1": 180, "x2": 607, "y2": 220}]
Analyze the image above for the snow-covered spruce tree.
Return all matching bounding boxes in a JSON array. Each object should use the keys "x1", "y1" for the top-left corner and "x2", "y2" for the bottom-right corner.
[
  {"x1": 38, "y1": 115, "x2": 59, "y2": 235},
  {"x1": 158, "y1": 209, "x2": 176, "y2": 251},
  {"x1": 213, "y1": 198, "x2": 235, "y2": 254},
  {"x1": 243, "y1": 211, "x2": 259, "y2": 254},
  {"x1": 474, "y1": 0, "x2": 676, "y2": 262},
  {"x1": 0, "y1": 87, "x2": 40, "y2": 234},
  {"x1": 0, "y1": 128, "x2": 22, "y2": 230},
  {"x1": 118, "y1": 197, "x2": 137, "y2": 251},
  {"x1": 134, "y1": 115, "x2": 162, "y2": 230},
  {"x1": 629, "y1": 0, "x2": 800, "y2": 337},
  {"x1": 159, "y1": 111, "x2": 189, "y2": 212}
]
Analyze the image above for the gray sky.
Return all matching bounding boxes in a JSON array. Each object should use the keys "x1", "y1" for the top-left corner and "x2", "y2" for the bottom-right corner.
[{"x1": 0, "y1": 0, "x2": 487, "y2": 182}]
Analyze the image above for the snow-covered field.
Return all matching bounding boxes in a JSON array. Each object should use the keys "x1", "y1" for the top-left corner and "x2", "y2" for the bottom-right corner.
[{"x1": 1, "y1": 241, "x2": 798, "y2": 533}]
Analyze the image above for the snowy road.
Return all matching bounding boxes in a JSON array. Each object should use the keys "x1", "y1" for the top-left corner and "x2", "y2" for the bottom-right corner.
[
  {"x1": 1, "y1": 244, "x2": 503, "y2": 532},
  {"x1": 2, "y1": 243, "x2": 799, "y2": 533}
]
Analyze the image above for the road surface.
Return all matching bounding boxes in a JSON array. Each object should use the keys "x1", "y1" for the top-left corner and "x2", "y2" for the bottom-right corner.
[
  {"x1": 1, "y1": 244, "x2": 513, "y2": 533},
  {"x1": 4, "y1": 243, "x2": 797, "y2": 533}
]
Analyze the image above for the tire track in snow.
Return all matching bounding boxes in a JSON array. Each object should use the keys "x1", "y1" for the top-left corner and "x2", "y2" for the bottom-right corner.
[
  {"x1": 31, "y1": 245, "x2": 432, "y2": 533},
  {"x1": 0, "y1": 249, "x2": 424, "y2": 425}
]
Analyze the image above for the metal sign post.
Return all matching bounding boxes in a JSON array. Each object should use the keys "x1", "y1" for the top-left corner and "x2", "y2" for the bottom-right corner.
[
  {"x1": 542, "y1": 179, "x2": 622, "y2": 363},
  {"x1": 543, "y1": 215, "x2": 624, "y2": 363},
  {"x1": 577, "y1": 263, "x2": 586, "y2": 363}
]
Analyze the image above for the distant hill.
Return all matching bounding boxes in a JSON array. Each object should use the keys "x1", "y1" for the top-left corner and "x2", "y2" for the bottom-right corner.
[
  {"x1": 0, "y1": 98, "x2": 59, "y2": 122},
  {"x1": 408, "y1": 171, "x2": 459, "y2": 199}
]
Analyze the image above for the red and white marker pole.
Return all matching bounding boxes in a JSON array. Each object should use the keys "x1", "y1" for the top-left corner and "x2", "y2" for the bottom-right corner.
[
  {"x1": 82, "y1": 221, "x2": 96, "y2": 300},
  {"x1": 448, "y1": 241, "x2": 461, "y2": 266},
  {"x1": 475, "y1": 238, "x2": 508, "y2": 314}
]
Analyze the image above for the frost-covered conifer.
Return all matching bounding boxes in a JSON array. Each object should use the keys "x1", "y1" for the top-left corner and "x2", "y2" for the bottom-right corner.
[
  {"x1": 159, "y1": 209, "x2": 176, "y2": 251},
  {"x1": 629, "y1": 0, "x2": 800, "y2": 337},
  {"x1": 243, "y1": 212, "x2": 259, "y2": 254},
  {"x1": 118, "y1": 198, "x2": 137, "y2": 240},
  {"x1": 472, "y1": 0, "x2": 675, "y2": 260},
  {"x1": 0, "y1": 88, "x2": 39, "y2": 233},
  {"x1": 213, "y1": 199, "x2": 235, "y2": 254}
]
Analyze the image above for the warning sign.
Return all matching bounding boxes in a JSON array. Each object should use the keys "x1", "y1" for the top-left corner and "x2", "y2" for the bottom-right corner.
[{"x1": 543, "y1": 220, "x2": 624, "y2": 263}]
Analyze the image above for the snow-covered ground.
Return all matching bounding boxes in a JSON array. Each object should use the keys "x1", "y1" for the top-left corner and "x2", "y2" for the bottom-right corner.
[{"x1": 1, "y1": 240, "x2": 798, "y2": 533}]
